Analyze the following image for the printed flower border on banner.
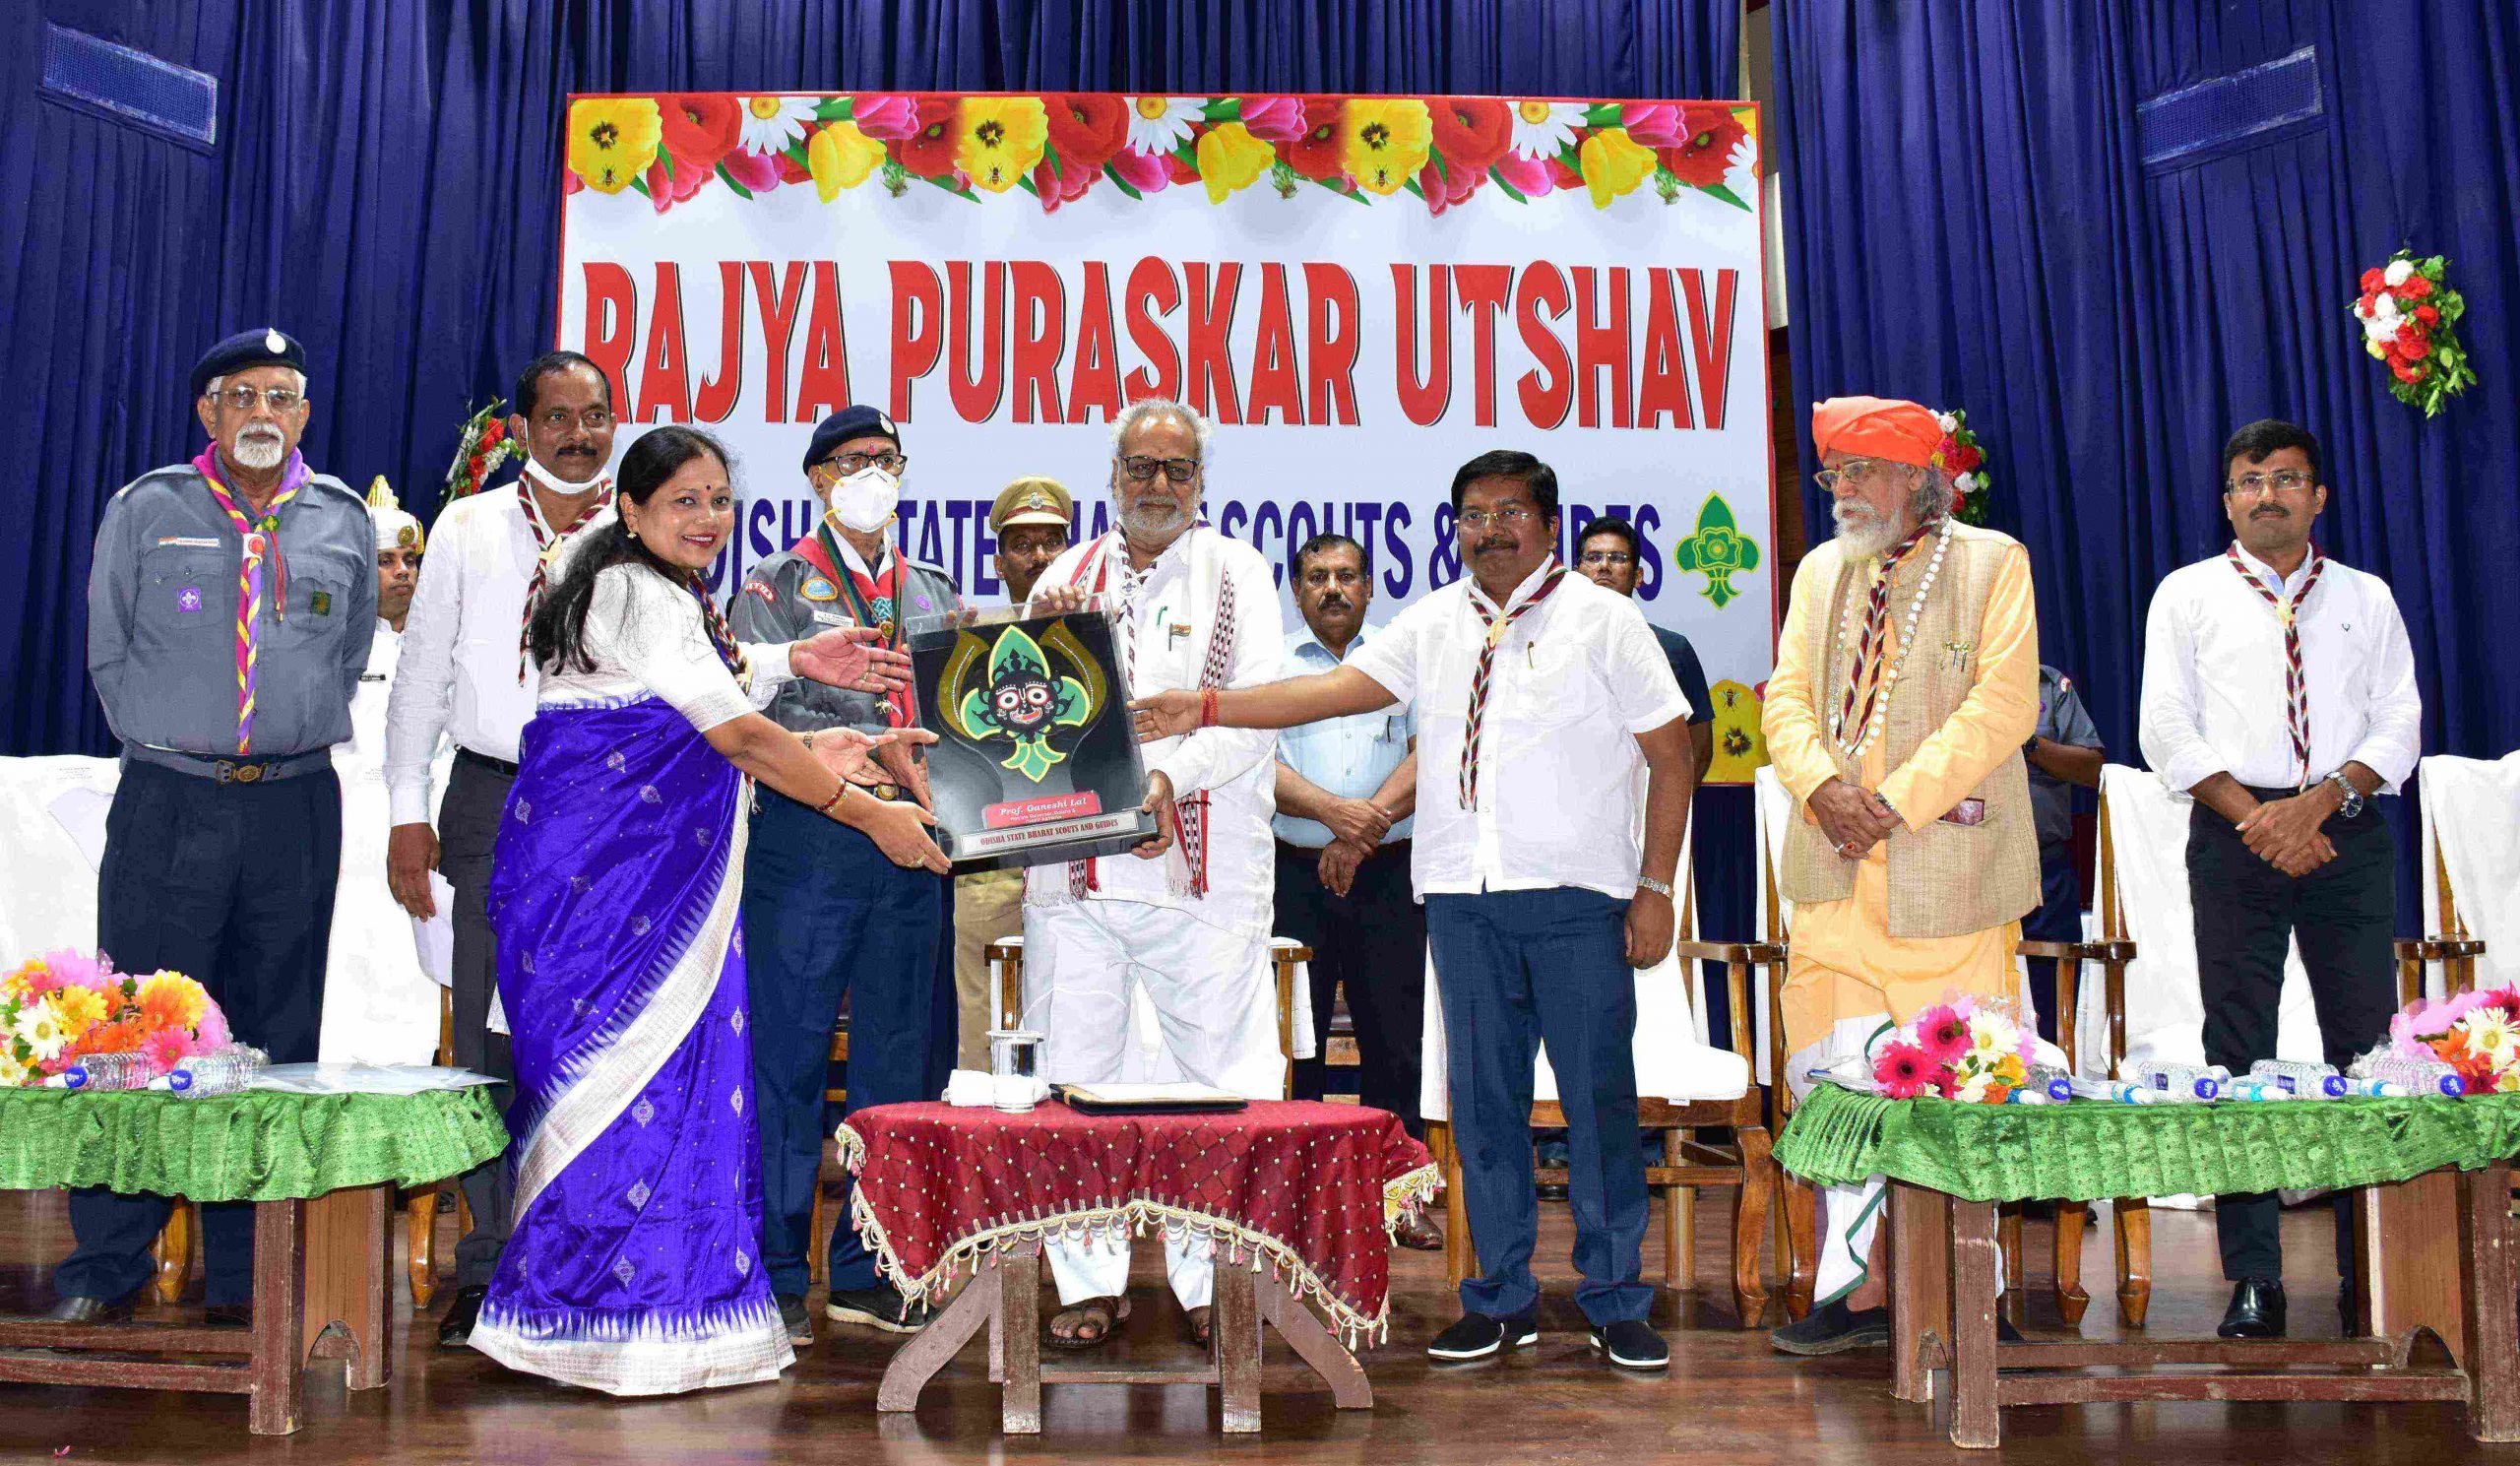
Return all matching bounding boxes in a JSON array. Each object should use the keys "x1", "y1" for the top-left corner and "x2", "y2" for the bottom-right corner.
[
  {"x1": 2351, "y1": 249, "x2": 2477, "y2": 417},
  {"x1": 1932, "y1": 409, "x2": 1991, "y2": 525},
  {"x1": 566, "y1": 94, "x2": 1758, "y2": 217},
  {"x1": 1, "y1": 950, "x2": 232, "y2": 1086}
]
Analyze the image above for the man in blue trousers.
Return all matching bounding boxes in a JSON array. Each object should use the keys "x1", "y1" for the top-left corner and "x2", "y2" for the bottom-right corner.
[
  {"x1": 1128, "y1": 449, "x2": 1696, "y2": 1371},
  {"x1": 730, "y1": 404, "x2": 959, "y2": 1347}
]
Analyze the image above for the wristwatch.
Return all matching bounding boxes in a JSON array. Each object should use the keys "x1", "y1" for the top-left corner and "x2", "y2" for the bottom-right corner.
[
  {"x1": 2323, "y1": 770, "x2": 2365, "y2": 819},
  {"x1": 1636, "y1": 875, "x2": 1674, "y2": 899}
]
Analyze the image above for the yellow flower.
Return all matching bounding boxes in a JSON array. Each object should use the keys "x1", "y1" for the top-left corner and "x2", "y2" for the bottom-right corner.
[
  {"x1": 809, "y1": 121, "x2": 887, "y2": 202},
  {"x1": 1578, "y1": 125, "x2": 1657, "y2": 209},
  {"x1": 955, "y1": 96, "x2": 1048, "y2": 193},
  {"x1": 0, "y1": 1048, "x2": 27, "y2": 1088},
  {"x1": 49, "y1": 985, "x2": 107, "y2": 1037},
  {"x1": 1340, "y1": 99, "x2": 1432, "y2": 195},
  {"x1": 567, "y1": 97, "x2": 662, "y2": 194},
  {"x1": 1196, "y1": 122, "x2": 1276, "y2": 204},
  {"x1": 4, "y1": 958, "x2": 48, "y2": 1001}
]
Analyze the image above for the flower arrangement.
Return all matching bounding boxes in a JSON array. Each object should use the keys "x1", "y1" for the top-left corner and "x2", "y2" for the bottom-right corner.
[
  {"x1": 1871, "y1": 994, "x2": 2034, "y2": 1103},
  {"x1": 1932, "y1": 410, "x2": 1991, "y2": 525},
  {"x1": 563, "y1": 94, "x2": 1757, "y2": 217},
  {"x1": 2378, "y1": 987, "x2": 2520, "y2": 1095},
  {"x1": 2352, "y1": 250, "x2": 2477, "y2": 417},
  {"x1": 443, "y1": 400, "x2": 520, "y2": 502},
  {"x1": 1, "y1": 951, "x2": 231, "y2": 1086}
]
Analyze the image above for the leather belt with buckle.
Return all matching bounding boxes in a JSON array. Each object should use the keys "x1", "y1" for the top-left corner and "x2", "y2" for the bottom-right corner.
[{"x1": 214, "y1": 760, "x2": 278, "y2": 784}]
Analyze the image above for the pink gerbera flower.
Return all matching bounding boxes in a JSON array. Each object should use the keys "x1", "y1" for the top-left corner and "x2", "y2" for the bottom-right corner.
[
  {"x1": 140, "y1": 1028, "x2": 195, "y2": 1075},
  {"x1": 1914, "y1": 1004, "x2": 1970, "y2": 1064},
  {"x1": 1874, "y1": 1041, "x2": 1937, "y2": 1100}
]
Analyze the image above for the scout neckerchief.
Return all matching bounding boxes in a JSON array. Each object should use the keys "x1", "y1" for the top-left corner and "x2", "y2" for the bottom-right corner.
[
  {"x1": 2226, "y1": 542, "x2": 2329, "y2": 789},
  {"x1": 516, "y1": 468, "x2": 614, "y2": 682},
  {"x1": 1828, "y1": 520, "x2": 1943, "y2": 761},
  {"x1": 683, "y1": 570, "x2": 749, "y2": 680},
  {"x1": 193, "y1": 444, "x2": 311, "y2": 756},
  {"x1": 802, "y1": 521, "x2": 915, "y2": 729},
  {"x1": 1458, "y1": 558, "x2": 1569, "y2": 811},
  {"x1": 1057, "y1": 527, "x2": 1236, "y2": 899}
]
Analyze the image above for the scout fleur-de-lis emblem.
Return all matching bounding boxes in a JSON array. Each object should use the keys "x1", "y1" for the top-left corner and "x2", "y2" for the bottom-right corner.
[
  {"x1": 1671, "y1": 492, "x2": 1763, "y2": 608},
  {"x1": 952, "y1": 624, "x2": 1096, "y2": 782}
]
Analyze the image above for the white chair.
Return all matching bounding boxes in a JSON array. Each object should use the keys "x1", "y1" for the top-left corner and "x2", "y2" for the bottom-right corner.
[{"x1": 2405, "y1": 753, "x2": 2510, "y2": 997}]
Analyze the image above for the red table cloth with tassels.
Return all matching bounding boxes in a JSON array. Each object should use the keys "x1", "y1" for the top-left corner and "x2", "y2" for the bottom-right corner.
[{"x1": 837, "y1": 1099, "x2": 1437, "y2": 1341}]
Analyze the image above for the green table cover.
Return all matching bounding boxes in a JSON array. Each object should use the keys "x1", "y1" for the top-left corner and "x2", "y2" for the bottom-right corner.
[
  {"x1": 0, "y1": 1085, "x2": 508, "y2": 1202},
  {"x1": 1775, "y1": 1082, "x2": 2520, "y2": 1203}
]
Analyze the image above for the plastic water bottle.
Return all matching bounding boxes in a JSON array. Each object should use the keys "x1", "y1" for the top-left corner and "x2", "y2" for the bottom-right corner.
[
  {"x1": 2219, "y1": 1076, "x2": 2292, "y2": 1102},
  {"x1": 2354, "y1": 1055, "x2": 2465, "y2": 1098},
  {"x1": 2133, "y1": 1062, "x2": 2227, "y2": 1101},
  {"x1": 2250, "y1": 1059, "x2": 2346, "y2": 1099},
  {"x1": 2023, "y1": 1065, "x2": 2076, "y2": 1103},
  {"x1": 2066, "y1": 1076, "x2": 2161, "y2": 1104},
  {"x1": 45, "y1": 1052, "x2": 156, "y2": 1091},
  {"x1": 2344, "y1": 1076, "x2": 2413, "y2": 1099},
  {"x1": 158, "y1": 1046, "x2": 268, "y2": 1099}
]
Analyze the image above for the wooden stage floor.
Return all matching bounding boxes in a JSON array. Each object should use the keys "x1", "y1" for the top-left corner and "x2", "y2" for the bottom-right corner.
[{"x1": 0, "y1": 1185, "x2": 2503, "y2": 1463}]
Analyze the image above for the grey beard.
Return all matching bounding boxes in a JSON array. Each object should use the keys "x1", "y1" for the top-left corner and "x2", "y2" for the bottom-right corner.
[
  {"x1": 1833, "y1": 504, "x2": 1904, "y2": 560},
  {"x1": 230, "y1": 430, "x2": 286, "y2": 471},
  {"x1": 1119, "y1": 498, "x2": 1188, "y2": 542}
]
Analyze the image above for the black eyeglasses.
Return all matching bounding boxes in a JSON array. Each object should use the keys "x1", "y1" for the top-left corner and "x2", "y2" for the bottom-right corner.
[{"x1": 1120, "y1": 456, "x2": 1200, "y2": 484}]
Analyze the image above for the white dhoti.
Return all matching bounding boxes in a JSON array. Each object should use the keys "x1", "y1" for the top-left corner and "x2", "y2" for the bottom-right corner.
[{"x1": 1025, "y1": 898, "x2": 1281, "y2": 1308}]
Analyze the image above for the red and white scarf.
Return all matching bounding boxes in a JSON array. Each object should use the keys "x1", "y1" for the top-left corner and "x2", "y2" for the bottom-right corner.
[
  {"x1": 516, "y1": 469, "x2": 614, "y2": 682},
  {"x1": 1055, "y1": 528, "x2": 1236, "y2": 900},
  {"x1": 2226, "y1": 542, "x2": 2328, "y2": 789}
]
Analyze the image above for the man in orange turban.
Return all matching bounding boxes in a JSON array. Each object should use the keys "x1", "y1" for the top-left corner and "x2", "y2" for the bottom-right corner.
[{"x1": 1764, "y1": 396, "x2": 2044, "y2": 1355}]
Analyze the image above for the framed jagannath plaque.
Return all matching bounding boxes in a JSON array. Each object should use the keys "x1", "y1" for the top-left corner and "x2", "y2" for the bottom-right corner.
[{"x1": 908, "y1": 604, "x2": 1158, "y2": 872}]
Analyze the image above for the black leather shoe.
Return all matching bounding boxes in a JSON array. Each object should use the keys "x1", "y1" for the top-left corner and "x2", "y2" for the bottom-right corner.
[
  {"x1": 1769, "y1": 1299, "x2": 1891, "y2": 1356},
  {"x1": 1589, "y1": 1318, "x2": 1669, "y2": 1370},
  {"x1": 2218, "y1": 1278, "x2": 2287, "y2": 1339},
  {"x1": 777, "y1": 1293, "x2": 813, "y2": 1347},
  {"x1": 204, "y1": 1304, "x2": 252, "y2": 1329},
  {"x1": 437, "y1": 1285, "x2": 489, "y2": 1347},
  {"x1": 1426, "y1": 1306, "x2": 1541, "y2": 1361},
  {"x1": 42, "y1": 1294, "x2": 136, "y2": 1325}
]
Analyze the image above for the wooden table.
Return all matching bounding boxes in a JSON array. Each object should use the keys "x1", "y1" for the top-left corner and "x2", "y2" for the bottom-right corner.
[
  {"x1": 1887, "y1": 1164, "x2": 2520, "y2": 1448},
  {"x1": 0, "y1": 1082, "x2": 504, "y2": 1435},
  {"x1": 876, "y1": 1235, "x2": 1371, "y2": 1434},
  {"x1": 0, "y1": 1183, "x2": 394, "y2": 1434}
]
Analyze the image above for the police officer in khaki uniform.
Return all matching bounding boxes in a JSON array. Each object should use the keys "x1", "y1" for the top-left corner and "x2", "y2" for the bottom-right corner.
[
  {"x1": 951, "y1": 476, "x2": 1075, "y2": 1065},
  {"x1": 729, "y1": 405, "x2": 961, "y2": 1346},
  {"x1": 57, "y1": 328, "x2": 376, "y2": 1326}
]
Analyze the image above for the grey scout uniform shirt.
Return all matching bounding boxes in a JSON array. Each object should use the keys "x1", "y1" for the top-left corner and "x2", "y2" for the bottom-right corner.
[
  {"x1": 88, "y1": 462, "x2": 376, "y2": 757},
  {"x1": 2031, "y1": 664, "x2": 2104, "y2": 857},
  {"x1": 731, "y1": 544, "x2": 961, "y2": 735}
]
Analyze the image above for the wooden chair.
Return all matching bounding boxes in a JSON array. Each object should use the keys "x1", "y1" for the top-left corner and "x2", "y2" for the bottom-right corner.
[
  {"x1": 2014, "y1": 785, "x2": 2140, "y2": 1328},
  {"x1": 2395, "y1": 806, "x2": 2488, "y2": 1001},
  {"x1": 400, "y1": 987, "x2": 473, "y2": 1307},
  {"x1": 806, "y1": 1017, "x2": 852, "y2": 1290},
  {"x1": 1431, "y1": 871, "x2": 1783, "y2": 1329}
]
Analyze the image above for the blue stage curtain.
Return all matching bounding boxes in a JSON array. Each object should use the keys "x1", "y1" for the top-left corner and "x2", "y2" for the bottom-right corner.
[
  {"x1": 1, "y1": 0, "x2": 1735, "y2": 756},
  {"x1": 1776, "y1": 1, "x2": 2520, "y2": 931}
]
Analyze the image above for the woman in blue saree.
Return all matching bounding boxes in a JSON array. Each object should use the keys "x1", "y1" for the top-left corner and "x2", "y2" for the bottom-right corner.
[{"x1": 472, "y1": 425, "x2": 949, "y2": 1395}]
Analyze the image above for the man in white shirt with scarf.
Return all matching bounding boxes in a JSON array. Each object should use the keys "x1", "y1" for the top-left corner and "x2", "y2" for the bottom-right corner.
[
  {"x1": 1131, "y1": 448, "x2": 1695, "y2": 1373},
  {"x1": 1024, "y1": 397, "x2": 1285, "y2": 1353},
  {"x1": 383, "y1": 350, "x2": 618, "y2": 1347},
  {"x1": 2139, "y1": 416, "x2": 2421, "y2": 1341}
]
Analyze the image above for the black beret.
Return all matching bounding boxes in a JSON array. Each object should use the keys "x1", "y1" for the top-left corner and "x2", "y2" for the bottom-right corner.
[
  {"x1": 803, "y1": 404, "x2": 900, "y2": 473},
  {"x1": 191, "y1": 328, "x2": 306, "y2": 402}
]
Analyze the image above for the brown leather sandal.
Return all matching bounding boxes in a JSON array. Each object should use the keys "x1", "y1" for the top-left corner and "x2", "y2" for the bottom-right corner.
[{"x1": 1045, "y1": 1295, "x2": 1130, "y2": 1351}]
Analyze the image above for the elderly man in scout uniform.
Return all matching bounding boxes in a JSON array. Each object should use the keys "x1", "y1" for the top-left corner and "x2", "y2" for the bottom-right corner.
[
  {"x1": 1762, "y1": 395, "x2": 2042, "y2": 1357},
  {"x1": 730, "y1": 404, "x2": 961, "y2": 1346},
  {"x1": 55, "y1": 328, "x2": 375, "y2": 1326},
  {"x1": 950, "y1": 476, "x2": 1075, "y2": 1065}
]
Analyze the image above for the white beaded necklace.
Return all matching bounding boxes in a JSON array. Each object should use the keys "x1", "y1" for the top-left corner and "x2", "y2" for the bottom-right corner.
[{"x1": 1828, "y1": 516, "x2": 1955, "y2": 761}]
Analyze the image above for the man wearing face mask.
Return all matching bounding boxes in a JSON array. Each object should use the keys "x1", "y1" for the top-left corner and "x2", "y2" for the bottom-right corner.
[
  {"x1": 384, "y1": 349, "x2": 620, "y2": 1347},
  {"x1": 58, "y1": 327, "x2": 375, "y2": 1326},
  {"x1": 730, "y1": 405, "x2": 961, "y2": 1346}
]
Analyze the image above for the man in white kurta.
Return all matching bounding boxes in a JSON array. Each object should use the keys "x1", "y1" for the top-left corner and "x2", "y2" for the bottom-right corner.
[
  {"x1": 318, "y1": 481, "x2": 446, "y2": 1062},
  {"x1": 1022, "y1": 399, "x2": 1284, "y2": 1348}
]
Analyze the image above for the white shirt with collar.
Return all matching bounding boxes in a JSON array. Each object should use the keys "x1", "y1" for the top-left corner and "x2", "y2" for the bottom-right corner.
[
  {"x1": 1023, "y1": 526, "x2": 1285, "y2": 937},
  {"x1": 1346, "y1": 560, "x2": 1688, "y2": 902},
  {"x1": 2138, "y1": 541, "x2": 2422, "y2": 795},
  {"x1": 383, "y1": 476, "x2": 616, "y2": 823}
]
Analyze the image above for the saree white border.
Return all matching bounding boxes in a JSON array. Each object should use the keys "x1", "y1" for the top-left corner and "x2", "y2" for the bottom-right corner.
[
  {"x1": 472, "y1": 779, "x2": 796, "y2": 1395},
  {"x1": 836, "y1": 1123, "x2": 1437, "y2": 1350}
]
